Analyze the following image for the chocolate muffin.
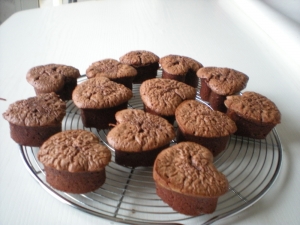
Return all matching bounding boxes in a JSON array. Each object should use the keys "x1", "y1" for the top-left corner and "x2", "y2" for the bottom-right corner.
[
  {"x1": 140, "y1": 78, "x2": 196, "y2": 124},
  {"x1": 160, "y1": 55, "x2": 203, "y2": 88},
  {"x1": 2, "y1": 92, "x2": 66, "y2": 147},
  {"x1": 197, "y1": 67, "x2": 249, "y2": 112},
  {"x1": 175, "y1": 100, "x2": 237, "y2": 156},
  {"x1": 38, "y1": 129, "x2": 111, "y2": 193},
  {"x1": 106, "y1": 109, "x2": 175, "y2": 167},
  {"x1": 225, "y1": 91, "x2": 281, "y2": 139},
  {"x1": 86, "y1": 59, "x2": 137, "y2": 89},
  {"x1": 72, "y1": 77, "x2": 132, "y2": 130},
  {"x1": 153, "y1": 142, "x2": 229, "y2": 215},
  {"x1": 160, "y1": 55, "x2": 189, "y2": 83},
  {"x1": 26, "y1": 64, "x2": 80, "y2": 101},
  {"x1": 119, "y1": 50, "x2": 159, "y2": 83}
]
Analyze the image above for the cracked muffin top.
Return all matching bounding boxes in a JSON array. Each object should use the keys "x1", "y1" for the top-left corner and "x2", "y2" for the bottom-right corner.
[
  {"x1": 86, "y1": 59, "x2": 137, "y2": 79},
  {"x1": 72, "y1": 77, "x2": 132, "y2": 109},
  {"x1": 119, "y1": 50, "x2": 159, "y2": 67},
  {"x1": 197, "y1": 67, "x2": 249, "y2": 95},
  {"x1": 2, "y1": 92, "x2": 66, "y2": 127},
  {"x1": 26, "y1": 64, "x2": 80, "y2": 92},
  {"x1": 160, "y1": 55, "x2": 203, "y2": 75},
  {"x1": 175, "y1": 100, "x2": 237, "y2": 137},
  {"x1": 160, "y1": 55, "x2": 189, "y2": 75},
  {"x1": 107, "y1": 109, "x2": 175, "y2": 152},
  {"x1": 153, "y1": 142, "x2": 229, "y2": 197},
  {"x1": 225, "y1": 91, "x2": 281, "y2": 124},
  {"x1": 140, "y1": 78, "x2": 196, "y2": 116},
  {"x1": 38, "y1": 129, "x2": 111, "y2": 172}
]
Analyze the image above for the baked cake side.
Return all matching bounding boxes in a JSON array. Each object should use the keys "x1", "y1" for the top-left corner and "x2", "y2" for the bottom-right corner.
[
  {"x1": 153, "y1": 142, "x2": 228, "y2": 215},
  {"x1": 197, "y1": 67, "x2": 249, "y2": 112},
  {"x1": 26, "y1": 64, "x2": 80, "y2": 101},
  {"x1": 86, "y1": 58, "x2": 137, "y2": 89},
  {"x1": 2, "y1": 92, "x2": 66, "y2": 146},
  {"x1": 72, "y1": 77, "x2": 132, "y2": 129},
  {"x1": 175, "y1": 100, "x2": 237, "y2": 156},
  {"x1": 119, "y1": 50, "x2": 159, "y2": 83},
  {"x1": 38, "y1": 129, "x2": 111, "y2": 193},
  {"x1": 225, "y1": 91, "x2": 281, "y2": 139},
  {"x1": 140, "y1": 78, "x2": 196, "y2": 124},
  {"x1": 107, "y1": 109, "x2": 175, "y2": 167}
]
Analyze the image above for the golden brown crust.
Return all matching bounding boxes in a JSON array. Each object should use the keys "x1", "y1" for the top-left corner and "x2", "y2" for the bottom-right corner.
[
  {"x1": 119, "y1": 50, "x2": 159, "y2": 67},
  {"x1": 175, "y1": 100, "x2": 237, "y2": 137},
  {"x1": 26, "y1": 64, "x2": 80, "y2": 92},
  {"x1": 2, "y1": 92, "x2": 66, "y2": 126},
  {"x1": 86, "y1": 59, "x2": 137, "y2": 79},
  {"x1": 72, "y1": 77, "x2": 132, "y2": 109},
  {"x1": 153, "y1": 142, "x2": 228, "y2": 197},
  {"x1": 140, "y1": 78, "x2": 196, "y2": 116},
  {"x1": 38, "y1": 130, "x2": 111, "y2": 172},
  {"x1": 107, "y1": 109, "x2": 175, "y2": 152},
  {"x1": 197, "y1": 67, "x2": 249, "y2": 95},
  {"x1": 224, "y1": 91, "x2": 281, "y2": 124}
]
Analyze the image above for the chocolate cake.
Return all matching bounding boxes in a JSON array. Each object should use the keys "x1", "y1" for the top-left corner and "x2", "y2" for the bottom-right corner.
[
  {"x1": 153, "y1": 142, "x2": 229, "y2": 215},
  {"x1": 106, "y1": 109, "x2": 175, "y2": 167},
  {"x1": 197, "y1": 67, "x2": 249, "y2": 112},
  {"x1": 86, "y1": 58, "x2": 137, "y2": 89},
  {"x1": 160, "y1": 55, "x2": 203, "y2": 87},
  {"x1": 38, "y1": 129, "x2": 111, "y2": 193},
  {"x1": 2, "y1": 92, "x2": 66, "y2": 147},
  {"x1": 175, "y1": 100, "x2": 237, "y2": 156},
  {"x1": 119, "y1": 50, "x2": 159, "y2": 83},
  {"x1": 140, "y1": 78, "x2": 196, "y2": 124},
  {"x1": 160, "y1": 55, "x2": 189, "y2": 83},
  {"x1": 225, "y1": 91, "x2": 281, "y2": 139},
  {"x1": 26, "y1": 64, "x2": 80, "y2": 101},
  {"x1": 72, "y1": 77, "x2": 132, "y2": 130}
]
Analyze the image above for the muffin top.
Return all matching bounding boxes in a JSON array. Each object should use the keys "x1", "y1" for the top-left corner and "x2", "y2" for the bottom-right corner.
[
  {"x1": 224, "y1": 91, "x2": 281, "y2": 124},
  {"x1": 140, "y1": 78, "x2": 196, "y2": 116},
  {"x1": 159, "y1": 55, "x2": 189, "y2": 75},
  {"x1": 119, "y1": 50, "x2": 159, "y2": 67},
  {"x1": 160, "y1": 55, "x2": 203, "y2": 75},
  {"x1": 26, "y1": 64, "x2": 80, "y2": 92},
  {"x1": 107, "y1": 109, "x2": 175, "y2": 152},
  {"x1": 197, "y1": 67, "x2": 249, "y2": 95},
  {"x1": 72, "y1": 77, "x2": 132, "y2": 109},
  {"x1": 38, "y1": 129, "x2": 111, "y2": 172},
  {"x1": 175, "y1": 100, "x2": 237, "y2": 137},
  {"x1": 86, "y1": 59, "x2": 137, "y2": 79},
  {"x1": 153, "y1": 142, "x2": 229, "y2": 197},
  {"x1": 2, "y1": 92, "x2": 66, "y2": 127}
]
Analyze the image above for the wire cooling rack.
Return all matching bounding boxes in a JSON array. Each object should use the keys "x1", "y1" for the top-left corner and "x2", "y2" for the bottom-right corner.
[{"x1": 19, "y1": 74, "x2": 282, "y2": 225}]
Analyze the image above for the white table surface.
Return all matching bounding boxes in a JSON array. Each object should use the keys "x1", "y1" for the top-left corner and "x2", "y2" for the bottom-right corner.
[{"x1": 1, "y1": 0, "x2": 300, "y2": 224}]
